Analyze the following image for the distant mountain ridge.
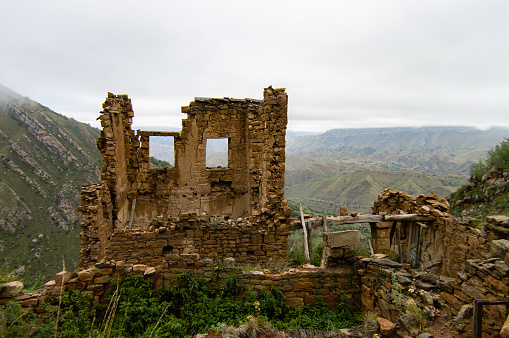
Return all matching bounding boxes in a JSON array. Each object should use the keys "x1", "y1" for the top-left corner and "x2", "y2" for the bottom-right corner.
[
  {"x1": 285, "y1": 126, "x2": 509, "y2": 214},
  {"x1": 0, "y1": 84, "x2": 101, "y2": 283}
]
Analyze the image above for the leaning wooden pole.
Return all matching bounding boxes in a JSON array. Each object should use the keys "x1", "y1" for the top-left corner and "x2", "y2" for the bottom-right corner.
[
  {"x1": 299, "y1": 204, "x2": 311, "y2": 265},
  {"x1": 320, "y1": 210, "x2": 328, "y2": 267}
]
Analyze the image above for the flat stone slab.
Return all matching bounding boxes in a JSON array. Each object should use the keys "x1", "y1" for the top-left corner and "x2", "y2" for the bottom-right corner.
[
  {"x1": 323, "y1": 230, "x2": 360, "y2": 249},
  {"x1": 0, "y1": 281, "x2": 23, "y2": 298}
]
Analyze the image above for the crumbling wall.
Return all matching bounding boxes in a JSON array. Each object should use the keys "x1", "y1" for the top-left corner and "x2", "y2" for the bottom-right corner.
[
  {"x1": 371, "y1": 189, "x2": 488, "y2": 277},
  {"x1": 79, "y1": 87, "x2": 292, "y2": 269},
  {"x1": 3, "y1": 257, "x2": 359, "y2": 311},
  {"x1": 359, "y1": 246, "x2": 509, "y2": 337}
]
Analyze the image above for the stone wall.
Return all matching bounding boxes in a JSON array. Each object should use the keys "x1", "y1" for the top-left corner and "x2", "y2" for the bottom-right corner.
[
  {"x1": 2, "y1": 257, "x2": 360, "y2": 312},
  {"x1": 359, "y1": 243, "x2": 509, "y2": 337},
  {"x1": 371, "y1": 189, "x2": 488, "y2": 277},
  {"x1": 79, "y1": 87, "x2": 292, "y2": 269}
]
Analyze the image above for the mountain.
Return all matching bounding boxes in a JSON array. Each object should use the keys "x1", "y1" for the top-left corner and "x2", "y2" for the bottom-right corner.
[
  {"x1": 0, "y1": 84, "x2": 101, "y2": 284},
  {"x1": 285, "y1": 127, "x2": 508, "y2": 214},
  {"x1": 285, "y1": 169, "x2": 466, "y2": 214},
  {"x1": 286, "y1": 127, "x2": 509, "y2": 175}
]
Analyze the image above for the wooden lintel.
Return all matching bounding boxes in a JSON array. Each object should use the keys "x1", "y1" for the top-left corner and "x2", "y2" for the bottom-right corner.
[{"x1": 137, "y1": 130, "x2": 180, "y2": 137}]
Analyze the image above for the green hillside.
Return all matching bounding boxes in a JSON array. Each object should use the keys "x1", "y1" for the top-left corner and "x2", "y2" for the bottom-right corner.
[
  {"x1": 0, "y1": 84, "x2": 101, "y2": 285},
  {"x1": 450, "y1": 138, "x2": 509, "y2": 221},
  {"x1": 286, "y1": 169, "x2": 467, "y2": 214},
  {"x1": 286, "y1": 127, "x2": 509, "y2": 175}
]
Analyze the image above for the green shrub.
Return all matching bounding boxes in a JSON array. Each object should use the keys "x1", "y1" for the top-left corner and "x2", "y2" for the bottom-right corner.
[{"x1": 1, "y1": 273, "x2": 362, "y2": 337}]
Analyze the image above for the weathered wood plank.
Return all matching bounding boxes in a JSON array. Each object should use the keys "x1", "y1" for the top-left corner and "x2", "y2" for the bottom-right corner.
[
  {"x1": 384, "y1": 214, "x2": 435, "y2": 222},
  {"x1": 299, "y1": 204, "x2": 311, "y2": 265},
  {"x1": 289, "y1": 214, "x2": 435, "y2": 230}
]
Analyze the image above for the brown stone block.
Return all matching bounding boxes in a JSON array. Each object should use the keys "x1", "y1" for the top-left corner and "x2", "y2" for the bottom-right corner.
[
  {"x1": 86, "y1": 284, "x2": 103, "y2": 293},
  {"x1": 21, "y1": 297, "x2": 39, "y2": 307},
  {"x1": 140, "y1": 232, "x2": 156, "y2": 240},
  {"x1": 440, "y1": 292, "x2": 463, "y2": 311},
  {"x1": 453, "y1": 289, "x2": 472, "y2": 304},
  {"x1": 487, "y1": 276, "x2": 509, "y2": 295},
  {"x1": 55, "y1": 271, "x2": 72, "y2": 285},
  {"x1": 293, "y1": 281, "x2": 315, "y2": 289},
  {"x1": 94, "y1": 276, "x2": 110, "y2": 284},
  {"x1": 304, "y1": 294, "x2": 317, "y2": 306},
  {"x1": 286, "y1": 297, "x2": 304, "y2": 309},
  {"x1": 78, "y1": 270, "x2": 95, "y2": 282}
]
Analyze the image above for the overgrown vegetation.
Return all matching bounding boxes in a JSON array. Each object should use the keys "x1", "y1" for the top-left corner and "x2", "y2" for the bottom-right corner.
[
  {"x1": 149, "y1": 156, "x2": 172, "y2": 168},
  {"x1": 0, "y1": 273, "x2": 361, "y2": 337},
  {"x1": 450, "y1": 138, "x2": 509, "y2": 220}
]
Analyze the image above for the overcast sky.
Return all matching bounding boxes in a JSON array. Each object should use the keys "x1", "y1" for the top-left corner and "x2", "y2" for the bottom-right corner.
[{"x1": 1, "y1": 1, "x2": 508, "y2": 132}]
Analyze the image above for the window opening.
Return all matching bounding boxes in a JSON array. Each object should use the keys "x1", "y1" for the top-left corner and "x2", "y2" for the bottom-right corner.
[
  {"x1": 149, "y1": 136, "x2": 175, "y2": 167},
  {"x1": 206, "y1": 138, "x2": 229, "y2": 168}
]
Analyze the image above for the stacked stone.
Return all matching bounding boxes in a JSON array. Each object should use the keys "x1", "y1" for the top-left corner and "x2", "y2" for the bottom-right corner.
[
  {"x1": 78, "y1": 88, "x2": 293, "y2": 272},
  {"x1": 2, "y1": 255, "x2": 360, "y2": 314},
  {"x1": 322, "y1": 230, "x2": 360, "y2": 268},
  {"x1": 78, "y1": 182, "x2": 113, "y2": 268},
  {"x1": 359, "y1": 241, "x2": 509, "y2": 337},
  {"x1": 485, "y1": 215, "x2": 509, "y2": 241},
  {"x1": 372, "y1": 189, "x2": 450, "y2": 215},
  {"x1": 371, "y1": 189, "x2": 487, "y2": 277},
  {"x1": 103, "y1": 219, "x2": 289, "y2": 268},
  {"x1": 256, "y1": 87, "x2": 291, "y2": 224}
]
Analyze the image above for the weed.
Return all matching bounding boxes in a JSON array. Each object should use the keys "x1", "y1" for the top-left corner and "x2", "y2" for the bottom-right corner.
[{"x1": 0, "y1": 273, "x2": 362, "y2": 337}]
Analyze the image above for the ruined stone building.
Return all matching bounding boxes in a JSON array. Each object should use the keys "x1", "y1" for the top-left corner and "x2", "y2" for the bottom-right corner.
[
  {"x1": 79, "y1": 87, "x2": 292, "y2": 269},
  {"x1": 4, "y1": 86, "x2": 509, "y2": 336}
]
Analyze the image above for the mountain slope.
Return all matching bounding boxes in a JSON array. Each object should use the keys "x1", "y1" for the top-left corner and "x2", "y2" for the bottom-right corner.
[
  {"x1": 0, "y1": 84, "x2": 101, "y2": 284},
  {"x1": 284, "y1": 126, "x2": 508, "y2": 214},
  {"x1": 285, "y1": 169, "x2": 466, "y2": 214},
  {"x1": 286, "y1": 127, "x2": 509, "y2": 176},
  {"x1": 450, "y1": 138, "x2": 509, "y2": 221}
]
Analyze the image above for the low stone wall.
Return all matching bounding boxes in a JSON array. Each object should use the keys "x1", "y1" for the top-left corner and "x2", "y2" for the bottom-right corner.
[
  {"x1": 359, "y1": 241, "x2": 509, "y2": 337},
  {"x1": 1, "y1": 256, "x2": 360, "y2": 312}
]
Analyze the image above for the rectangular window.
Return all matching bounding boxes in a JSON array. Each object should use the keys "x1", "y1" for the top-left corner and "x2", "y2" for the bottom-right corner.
[
  {"x1": 206, "y1": 138, "x2": 229, "y2": 168},
  {"x1": 149, "y1": 136, "x2": 175, "y2": 167}
]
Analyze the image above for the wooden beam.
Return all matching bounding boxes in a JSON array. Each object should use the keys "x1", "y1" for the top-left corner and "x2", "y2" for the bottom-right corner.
[
  {"x1": 321, "y1": 210, "x2": 328, "y2": 268},
  {"x1": 137, "y1": 130, "x2": 180, "y2": 137},
  {"x1": 299, "y1": 204, "x2": 311, "y2": 265},
  {"x1": 384, "y1": 214, "x2": 435, "y2": 222},
  {"x1": 289, "y1": 213, "x2": 435, "y2": 230}
]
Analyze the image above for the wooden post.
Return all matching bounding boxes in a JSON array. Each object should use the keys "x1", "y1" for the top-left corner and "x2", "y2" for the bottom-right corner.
[
  {"x1": 396, "y1": 224, "x2": 403, "y2": 263},
  {"x1": 473, "y1": 301, "x2": 483, "y2": 338},
  {"x1": 307, "y1": 222, "x2": 313, "y2": 262},
  {"x1": 473, "y1": 299, "x2": 509, "y2": 338},
  {"x1": 416, "y1": 224, "x2": 423, "y2": 268},
  {"x1": 320, "y1": 210, "x2": 328, "y2": 267},
  {"x1": 299, "y1": 204, "x2": 311, "y2": 265}
]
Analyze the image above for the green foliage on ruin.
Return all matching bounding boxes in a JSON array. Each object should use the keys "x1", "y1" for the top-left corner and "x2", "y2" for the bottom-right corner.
[
  {"x1": 149, "y1": 156, "x2": 172, "y2": 168},
  {"x1": 0, "y1": 274, "x2": 361, "y2": 337}
]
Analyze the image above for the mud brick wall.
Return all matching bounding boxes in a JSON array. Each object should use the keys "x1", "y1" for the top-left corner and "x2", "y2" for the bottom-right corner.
[
  {"x1": 79, "y1": 87, "x2": 292, "y2": 269},
  {"x1": 371, "y1": 189, "x2": 488, "y2": 277}
]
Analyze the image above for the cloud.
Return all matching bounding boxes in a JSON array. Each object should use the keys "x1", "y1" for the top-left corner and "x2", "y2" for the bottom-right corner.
[{"x1": 1, "y1": 0, "x2": 508, "y2": 132}]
